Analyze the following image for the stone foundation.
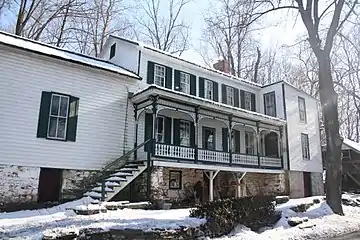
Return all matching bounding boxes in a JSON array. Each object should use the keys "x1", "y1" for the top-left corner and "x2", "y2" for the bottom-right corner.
[
  {"x1": 0, "y1": 165, "x2": 40, "y2": 206},
  {"x1": 61, "y1": 169, "x2": 96, "y2": 200},
  {"x1": 289, "y1": 171, "x2": 304, "y2": 198},
  {"x1": 311, "y1": 172, "x2": 324, "y2": 196},
  {"x1": 244, "y1": 172, "x2": 286, "y2": 196}
]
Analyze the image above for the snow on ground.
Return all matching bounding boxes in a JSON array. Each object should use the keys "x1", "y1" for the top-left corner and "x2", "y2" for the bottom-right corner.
[
  {"x1": 217, "y1": 194, "x2": 360, "y2": 240},
  {"x1": 0, "y1": 197, "x2": 204, "y2": 240}
]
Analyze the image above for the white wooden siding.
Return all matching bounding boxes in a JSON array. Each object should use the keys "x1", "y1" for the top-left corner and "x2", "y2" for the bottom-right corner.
[
  {"x1": 284, "y1": 84, "x2": 322, "y2": 172},
  {"x1": 0, "y1": 45, "x2": 139, "y2": 170}
]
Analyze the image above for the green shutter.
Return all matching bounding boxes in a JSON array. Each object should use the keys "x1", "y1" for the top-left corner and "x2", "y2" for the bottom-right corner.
[
  {"x1": 222, "y1": 128, "x2": 228, "y2": 152},
  {"x1": 164, "y1": 117, "x2": 172, "y2": 144},
  {"x1": 37, "y1": 91, "x2": 52, "y2": 138},
  {"x1": 190, "y1": 74, "x2": 196, "y2": 96},
  {"x1": 190, "y1": 122, "x2": 195, "y2": 147},
  {"x1": 147, "y1": 61, "x2": 154, "y2": 84},
  {"x1": 234, "y1": 130, "x2": 240, "y2": 153},
  {"x1": 110, "y1": 43, "x2": 116, "y2": 59},
  {"x1": 221, "y1": 84, "x2": 227, "y2": 104},
  {"x1": 66, "y1": 96, "x2": 79, "y2": 142},
  {"x1": 173, "y1": 119, "x2": 181, "y2": 146},
  {"x1": 174, "y1": 70, "x2": 180, "y2": 91},
  {"x1": 145, "y1": 113, "x2": 153, "y2": 151},
  {"x1": 199, "y1": 77, "x2": 205, "y2": 98},
  {"x1": 213, "y1": 82, "x2": 219, "y2": 102},
  {"x1": 165, "y1": 66, "x2": 172, "y2": 89},
  {"x1": 234, "y1": 88, "x2": 239, "y2": 107},
  {"x1": 251, "y1": 93, "x2": 256, "y2": 111},
  {"x1": 240, "y1": 90, "x2": 245, "y2": 109}
]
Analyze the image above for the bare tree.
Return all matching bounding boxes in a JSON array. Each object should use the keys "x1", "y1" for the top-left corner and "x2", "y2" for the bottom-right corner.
[
  {"x1": 135, "y1": 0, "x2": 190, "y2": 56},
  {"x1": 251, "y1": 0, "x2": 359, "y2": 215}
]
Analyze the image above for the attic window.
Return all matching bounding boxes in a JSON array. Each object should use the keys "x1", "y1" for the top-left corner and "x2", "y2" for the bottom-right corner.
[{"x1": 110, "y1": 43, "x2": 116, "y2": 59}]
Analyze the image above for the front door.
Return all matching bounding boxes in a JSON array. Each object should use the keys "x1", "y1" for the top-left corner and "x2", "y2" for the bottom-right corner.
[
  {"x1": 303, "y1": 172, "x2": 312, "y2": 197},
  {"x1": 203, "y1": 127, "x2": 216, "y2": 150}
]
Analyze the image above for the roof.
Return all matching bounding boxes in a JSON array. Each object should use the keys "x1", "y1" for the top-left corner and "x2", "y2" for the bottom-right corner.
[
  {"x1": 0, "y1": 31, "x2": 140, "y2": 79},
  {"x1": 109, "y1": 35, "x2": 262, "y2": 88},
  {"x1": 132, "y1": 84, "x2": 287, "y2": 126},
  {"x1": 262, "y1": 80, "x2": 318, "y2": 100},
  {"x1": 343, "y1": 138, "x2": 360, "y2": 153}
]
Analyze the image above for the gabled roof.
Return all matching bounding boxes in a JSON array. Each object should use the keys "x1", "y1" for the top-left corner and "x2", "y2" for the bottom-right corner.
[
  {"x1": 343, "y1": 138, "x2": 360, "y2": 154},
  {"x1": 109, "y1": 35, "x2": 262, "y2": 88},
  {"x1": 0, "y1": 31, "x2": 140, "y2": 79}
]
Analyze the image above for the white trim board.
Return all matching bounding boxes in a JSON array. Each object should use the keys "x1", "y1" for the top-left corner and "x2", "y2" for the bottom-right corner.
[{"x1": 152, "y1": 160, "x2": 284, "y2": 174}]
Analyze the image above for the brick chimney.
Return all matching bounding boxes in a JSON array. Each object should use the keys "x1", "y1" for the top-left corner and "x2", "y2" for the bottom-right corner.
[{"x1": 213, "y1": 59, "x2": 230, "y2": 74}]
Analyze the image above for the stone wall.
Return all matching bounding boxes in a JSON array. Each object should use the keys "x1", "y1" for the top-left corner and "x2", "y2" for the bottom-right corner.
[
  {"x1": 0, "y1": 165, "x2": 40, "y2": 207},
  {"x1": 61, "y1": 169, "x2": 96, "y2": 200},
  {"x1": 311, "y1": 172, "x2": 324, "y2": 196},
  {"x1": 289, "y1": 171, "x2": 304, "y2": 198},
  {"x1": 245, "y1": 173, "x2": 286, "y2": 196}
]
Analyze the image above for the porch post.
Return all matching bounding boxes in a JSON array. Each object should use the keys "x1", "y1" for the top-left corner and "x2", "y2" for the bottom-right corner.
[
  {"x1": 134, "y1": 104, "x2": 138, "y2": 161},
  {"x1": 205, "y1": 170, "x2": 220, "y2": 202},
  {"x1": 228, "y1": 114, "x2": 233, "y2": 166},
  {"x1": 256, "y1": 121, "x2": 261, "y2": 167},
  {"x1": 279, "y1": 126, "x2": 284, "y2": 169},
  {"x1": 195, "y1": 106, "x2": 199, "y2": 163},
  {"x1": 151, "y1": 96, "x2": 158, "y2": 156}
]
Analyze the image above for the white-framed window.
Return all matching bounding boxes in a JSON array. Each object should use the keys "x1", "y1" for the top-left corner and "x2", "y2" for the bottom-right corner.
[
  {"x1": 298, "y1": 97, "x2": 307, "y2": 122},
  {"x1": 226, "y1": 86, "x2": 234, "y2": 106},
  {"x1": 156, "y1": 117, "x2": 165, "y2": 143},
  {"x1": 205, "y1": 79, "x2": 214, "y2": 100},
  {"x1": 48, "y1": 94, "x2": 70, "y2": 140},
  {"x1": 301, "y1": 133, "x2": 310, "y2": 160},
  {"x1": 264, "y1": 92, "x2": 276, "y2": 117},
  {"x1": 154, "y1": 64, "x2": 166, "y2": 87},
  {"x1": 245, "y1": 131, "x2": 255, "y2": 155},
  {"x1": 180, "y1": 120, "x2": 191, "y2": 146},
  {"x1": 244, "y1": 91, "x2": 252, "y2": 110},
  {"x1": 180, "y1": 72, "x2": 190, "y2": 94}
]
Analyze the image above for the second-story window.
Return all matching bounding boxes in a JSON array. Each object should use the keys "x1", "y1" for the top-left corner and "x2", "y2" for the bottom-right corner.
[
  {"x1": 301, "y1": 133, "x2": 310, "y2": 159},
  {"x1": 205, "y1": 79, "x2": 214, "y2": 100},
  {"x1": 180, "y1": 120, "x2": 190, "y2": 146},
  {"x1": 180, "y1": 72, "x2": 190, "y2": 94},
  {"x1": 156, "y1": 117, "x2": 165, "y2": 143},
  {"x1": 264, "y1": 92, "x2": 276, "y2": 117},
  {"x1": 244, "y1": 92, "x2": 252, "y2": 110},
  {"x1": 298, "y1": 96, "x2": 307, "y2": 122},
  {"x1": 226, "y1": 86, "x2": 234, "y2": 106},
  {"x1": 245, "y1": 131, "x2": 255, "y2": 155},
  {"x1": 154, "y1": 64, "x2": 166, "y2": 87}
]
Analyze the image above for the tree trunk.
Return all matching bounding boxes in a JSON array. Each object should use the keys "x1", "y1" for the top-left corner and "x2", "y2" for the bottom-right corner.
[
  {"x1": 318, "y1": 53, "x2": 344, "y2": 215},
  {"x1": 253, "y1": 47, "x2": 261, "y2": 83}
]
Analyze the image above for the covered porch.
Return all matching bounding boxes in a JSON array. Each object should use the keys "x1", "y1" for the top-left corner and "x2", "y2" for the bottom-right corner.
[{"x1": 131, "y1": 85, "x2": 287, "y2": 170}]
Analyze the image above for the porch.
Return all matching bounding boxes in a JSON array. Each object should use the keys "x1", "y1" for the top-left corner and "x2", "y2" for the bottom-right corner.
[{"x1": 131, "y1": 85, "x2": 287, "y2": 170}]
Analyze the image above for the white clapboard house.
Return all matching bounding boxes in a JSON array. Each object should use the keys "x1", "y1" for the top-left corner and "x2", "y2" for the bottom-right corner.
[{"x1": 0, "y1": 31, "x2": 323, "y2": 207}]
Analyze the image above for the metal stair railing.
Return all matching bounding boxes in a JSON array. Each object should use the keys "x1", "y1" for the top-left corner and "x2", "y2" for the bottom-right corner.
[{"x1": 100, "y1": 138, "x2": 153, "y2": 201}]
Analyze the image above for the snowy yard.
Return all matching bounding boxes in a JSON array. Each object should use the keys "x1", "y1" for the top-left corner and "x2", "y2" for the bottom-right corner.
[{"x1": 1, "y1": 195, "x2": 360, "y2": 239}]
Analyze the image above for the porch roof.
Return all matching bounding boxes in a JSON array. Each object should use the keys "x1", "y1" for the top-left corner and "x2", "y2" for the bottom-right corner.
[{"x1": 132, "y1": 85, "x2": 287, "y2": 126}]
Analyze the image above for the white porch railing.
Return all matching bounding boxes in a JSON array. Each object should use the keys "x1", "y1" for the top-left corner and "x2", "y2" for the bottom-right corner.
[
  {"x1": 260, "y1": 156, "x2": 282, "y2": 168},
  {"x1": 198, "y1": 149, "x2": 230, "y2": 163},
  {"x1": 155, "y1": 144, "x2": 195, "y2": 160},
  {"x1": 232, "y1": 153, "x2": 258, "y2": 166}
]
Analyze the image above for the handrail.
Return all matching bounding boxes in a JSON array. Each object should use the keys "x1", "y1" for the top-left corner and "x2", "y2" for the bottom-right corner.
[{"x1": 102, "y1": 138, "x2": 152, "y2": 172}]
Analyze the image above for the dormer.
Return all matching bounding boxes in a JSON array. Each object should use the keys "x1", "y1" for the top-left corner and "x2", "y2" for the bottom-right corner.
[{"x1": 99, "y1": 36, "x2": 140, "y2": 74}]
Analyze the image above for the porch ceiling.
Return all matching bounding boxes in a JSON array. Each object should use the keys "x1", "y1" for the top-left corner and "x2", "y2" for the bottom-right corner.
[
  {"x1": 132, "y1": 85, "x2": 286, "y2": 126},
  {"x1": 152, "y1": 160, "x2": 284, "y2": 174}
]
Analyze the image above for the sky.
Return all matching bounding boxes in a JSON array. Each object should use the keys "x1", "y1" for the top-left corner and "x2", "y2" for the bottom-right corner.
[{"x1": 180, "y1": 0, "x2": 307, "y2": 64}]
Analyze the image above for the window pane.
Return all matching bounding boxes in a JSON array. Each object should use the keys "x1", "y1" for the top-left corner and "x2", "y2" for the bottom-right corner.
[
  {"x1": 51, "y1": 95, "x2": 60, "y2": 115},
  {"x1": 157, "y1": 118, "x2": 164, "y2": 133},
  {"x1": 59, "y1": 97, "x2": 69, "y2": 117},
  {"x1": 48, "y1": 116, "x2": 57, "y2": 137},
  {"x1": 57, "y1": 118, "x2": 66, "y2": 139}
]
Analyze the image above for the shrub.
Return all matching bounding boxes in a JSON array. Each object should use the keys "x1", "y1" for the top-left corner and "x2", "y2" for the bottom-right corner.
[{"x1": 190, "y1": 196, "x2": 280, "y2": 237}]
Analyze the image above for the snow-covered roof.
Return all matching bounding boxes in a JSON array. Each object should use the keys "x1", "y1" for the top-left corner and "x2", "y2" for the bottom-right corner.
[
  {"x1": 109, "y1": 35, "x2": 262, "y2": 88},
  {"x1": 132, "y1": 84, "x2": 287, "y2": 126},
  {"x1": 0, "y1": 31, "x2": 140, "y2": 79},
  {"x1": 343, "y1": 138, "x2": 360, "y2": 153}
]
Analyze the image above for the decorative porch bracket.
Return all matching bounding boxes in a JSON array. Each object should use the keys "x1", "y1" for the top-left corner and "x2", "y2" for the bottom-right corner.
[
  {"x1": 204, "y1": 170, "x2": 220, "y2": 202},
  {"x1": 233, "y1": 172, "x2": 247, "y2": 198}
]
